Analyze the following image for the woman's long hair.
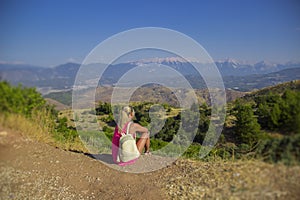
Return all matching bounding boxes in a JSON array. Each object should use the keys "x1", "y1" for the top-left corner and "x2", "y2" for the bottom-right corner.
[{"x1": 118, "y1": 106, "x2": 135, "y2": 131}]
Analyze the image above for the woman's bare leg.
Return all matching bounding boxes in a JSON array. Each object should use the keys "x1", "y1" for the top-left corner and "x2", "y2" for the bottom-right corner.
[
  {"x1": 145, "y1": 137, "x2": 150, "y2": 153},
  {"x1": 136, "y1": 132, "x2": 150, "y2": 154}
]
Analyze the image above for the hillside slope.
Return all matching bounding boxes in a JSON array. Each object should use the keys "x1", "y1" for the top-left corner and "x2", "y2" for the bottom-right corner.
[
  {"x1": 1, "y1": 129, "x2": 300, "y2": 199},
  {"x1": 242, "y1": 80, "x2": 300, "y2": 101}
]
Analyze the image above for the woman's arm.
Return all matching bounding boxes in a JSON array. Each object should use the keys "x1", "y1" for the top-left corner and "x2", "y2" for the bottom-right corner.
[{"x1": 131, "y1": 123, "x2": 148, "y2": 134}]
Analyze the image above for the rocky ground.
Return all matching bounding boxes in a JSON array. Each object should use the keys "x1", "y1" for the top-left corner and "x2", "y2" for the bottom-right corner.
[{"x1": 1, "y1": 129, "x2": 300, "y2": 200}]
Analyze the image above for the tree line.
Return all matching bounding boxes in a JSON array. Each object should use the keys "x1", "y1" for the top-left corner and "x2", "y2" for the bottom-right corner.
[{"x1": 96, "y1": 88, "x2": 300, "y2": 164}]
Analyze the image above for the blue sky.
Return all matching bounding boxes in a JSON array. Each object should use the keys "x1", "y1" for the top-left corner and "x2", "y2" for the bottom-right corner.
[{"x1": 0, "y1": 0, "x2": 300, "y2": 67}]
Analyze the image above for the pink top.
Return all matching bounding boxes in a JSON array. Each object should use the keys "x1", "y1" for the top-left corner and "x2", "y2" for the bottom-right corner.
[{"x1": 111, "y1": 121, "x2": 138, "y2": 166}]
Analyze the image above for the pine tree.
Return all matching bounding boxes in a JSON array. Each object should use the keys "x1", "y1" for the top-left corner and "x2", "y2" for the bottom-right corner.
[
  {"x1": 280, "y1": 90, "x2": 300, "y2": 134},
  {"x1": 234, "y1": 102, "x2": 261, "y2": 145}
]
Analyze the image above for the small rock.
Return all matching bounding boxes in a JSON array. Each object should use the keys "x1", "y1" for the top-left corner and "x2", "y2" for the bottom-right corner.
[
  {"x1": 179, "y1": 185, "x2": 185, "y2": 190},
  {"x1": 0, "y1": 131, "x2": 8, "y2": 136},
  {"x1": 233, "y1": 173, "x2": 240, "y2": 177}
]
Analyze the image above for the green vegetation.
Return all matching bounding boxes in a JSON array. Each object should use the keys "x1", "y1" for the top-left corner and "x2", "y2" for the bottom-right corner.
[
  {"x1": 254, "y1": 90, "x2": 300, "y2": 133},
  {"x1": 1, "y1": 80, "x2": 299, "y2": 165},
  {"x1": 95, "y1": 96, "x2": 299, "y2": 164},
  {"x1": 0, "y1": 81, "x2": 85, "y2": 151},
  {"x1": 0, "y1": 81, "x2": 48, "y2": 117},
  {"x1": 44, "y1": 90, "x2": 72, "y2": 106},
  {"x1": 232, "y1": 101, "x2": 262, "y2": 145}
]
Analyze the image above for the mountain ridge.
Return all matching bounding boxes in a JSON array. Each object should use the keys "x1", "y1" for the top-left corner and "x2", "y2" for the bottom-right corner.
[{"x1": 1, "y1": 58, "x2": 299, "y2": 93}]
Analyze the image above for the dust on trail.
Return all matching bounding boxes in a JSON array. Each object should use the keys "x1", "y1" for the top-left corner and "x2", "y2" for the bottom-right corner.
[{"x1": 1, "y1": 129, "x2": 300, "y2": 200}]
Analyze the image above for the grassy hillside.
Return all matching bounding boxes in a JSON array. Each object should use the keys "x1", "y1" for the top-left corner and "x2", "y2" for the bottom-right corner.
[
  {"x1": 0, "y1": 81, "x2": 86, "y2": 152},
  {"x1": 1, "y1": 81, "x2": 300, "y2": 165},
  {"x1": 1, "y1": 80, "x2": 300, "y2": 199},
  {"x1": 242, "y1": 80, "x2": 300, "y2": 101},
  {"x1": 44, "y1": 90, "x2": 72, "y2": 106}
]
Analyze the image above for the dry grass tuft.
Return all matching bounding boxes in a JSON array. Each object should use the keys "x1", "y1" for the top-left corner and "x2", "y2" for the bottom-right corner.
[
  {"x1": 159, "y1": 159, "x2": 300, "y2": 199},
  {"x1": 0, "y1": 113, "x2": 87, "y2": 153},
  {"x1": 0, "y1": 114, "x2": 53, "y2": 144}
]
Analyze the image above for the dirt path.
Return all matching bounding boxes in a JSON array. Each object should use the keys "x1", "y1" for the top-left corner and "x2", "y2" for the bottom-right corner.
[
  {"x1": 1, "y1": 129, "x2": 300, "y2": 200},
  {"x1": 0, "y1": 130, "x2": 165, "y2": 200}
]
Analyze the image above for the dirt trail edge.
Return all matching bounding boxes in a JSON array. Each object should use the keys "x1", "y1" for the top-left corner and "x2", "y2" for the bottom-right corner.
[{"x1": 1, "y1": 130, "x2": 300, "y2": 200}]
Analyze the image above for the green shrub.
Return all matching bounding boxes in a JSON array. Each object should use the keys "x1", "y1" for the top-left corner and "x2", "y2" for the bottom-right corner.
[
  {"x1": 256, "y1": 134, "x2": 300, "y2": 165},
  {"x1": 0, "y1": 81, "x2": 83, "y2": 148},
  {"x1": 0, "y1": 81, "x2": 47, "y2": 116}
]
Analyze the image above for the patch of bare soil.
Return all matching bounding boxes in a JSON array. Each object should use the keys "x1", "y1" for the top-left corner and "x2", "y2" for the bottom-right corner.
[
  {"x1": 0, "y1": 130, "x2": 164, "y2": 200},
  {"x1": 1, "y1": 129, "x2": 300, "y2": 200}
]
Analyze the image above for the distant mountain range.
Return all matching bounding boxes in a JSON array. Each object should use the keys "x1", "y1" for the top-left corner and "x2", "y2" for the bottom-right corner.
[{"x1": 0, "y1": 57, "x2": 299, "y2": 93}]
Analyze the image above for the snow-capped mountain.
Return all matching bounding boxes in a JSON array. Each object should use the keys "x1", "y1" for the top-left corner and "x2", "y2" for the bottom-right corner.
[
  {"x1": 131, "y1": 57, "x2": 300, "y2": 76},
  {"x1": 1, "y1": 57, "x2": 299, "y2": 92}
]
